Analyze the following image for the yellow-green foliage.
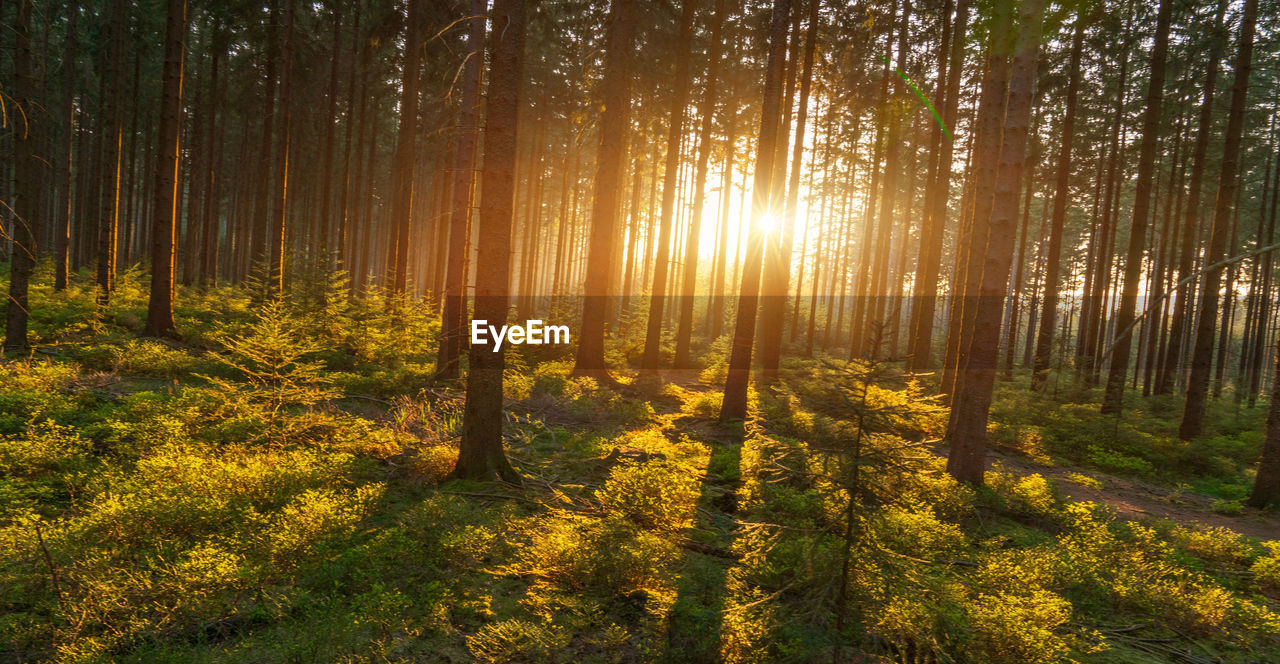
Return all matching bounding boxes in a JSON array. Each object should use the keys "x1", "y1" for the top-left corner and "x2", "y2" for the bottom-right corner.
[
  {"x1": 1252, "y1": 542, "x2": 1280, "y2": 587},
  {"x1": 962, "y1": 590, "x2": 1072, "y2": 664},
  {"x1": 110, "y1": 339, "x2": 196, "y2": 377},
  {"x1": 597, "y1": 460, "x2": 699, "y2": 531},
  {"x1": 1171, "y1": 525, "x2": 1256, "y2": 564},
  {"x1": 468, "y1": 619, "x2": 572, "y2": 663},
  {"x1": 988, "y1": 467, "x2": 1059, "y2": 518},
  {"x1": 509, "y1": 515, "x2": 679, "y2": 594}
]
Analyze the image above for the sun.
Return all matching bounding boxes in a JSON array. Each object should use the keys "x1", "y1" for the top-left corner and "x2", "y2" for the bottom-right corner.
[{"x1": 758, "y1": 213, "x2": 779, "y2": 235}]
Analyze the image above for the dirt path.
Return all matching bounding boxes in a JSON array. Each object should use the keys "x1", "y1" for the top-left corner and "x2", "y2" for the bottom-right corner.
[{"x1": 989, "y1": 451, "x2": 1280, "y2": 541}]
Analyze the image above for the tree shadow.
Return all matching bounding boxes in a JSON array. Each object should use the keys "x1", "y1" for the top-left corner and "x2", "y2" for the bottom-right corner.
[{"x1": 664, "y1": 433, "x2": 742, "y2": 662}]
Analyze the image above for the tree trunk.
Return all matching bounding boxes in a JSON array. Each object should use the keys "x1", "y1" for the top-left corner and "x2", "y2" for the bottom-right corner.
[
  {"x1": 908, "y1": 0, "x2": 970, "y2": 373},
  {"x1": 454, "y1": 0, "x2": 526, "y2": 483},
  {"x1": 946, "y1": 0, "x2": 1042, "y2": 485},
  {"x1": 673, "y1": 0, "x2": 729, "y2": 369},
  {"x1": 1248, "y1": 336, "x2": 1280, "y2": 507},
  {"x1": 54, "y1": 0, "x2": 77, "y2": 292},
  {"x1": 4, "y1": 0, "x2": 37, "y2": 351},
  {"x1": 143, "y1": 0, "x2": 186, "y2": 339},
  {"x1": 573, "y1": 0, "x2": 636, "y2": 377},
  {"x1": 1159, "y1": 0, "x2": 1226, "y2": 396},
  {"x1": 1100, "y1": 0, "x2": 1173, "y2": 413},
  {"x1": 719, "y1": 0, "x2": 791, "y2": 423},
  {"x1": 1179, "y1": 0, "x2": 1259, "y2": 440},
  {"x1": 437, "y1": 0, "x2": 487, "y2": 380},
  {"x1": 640, "y1": 0, "x2": 697, "y2": 372}
]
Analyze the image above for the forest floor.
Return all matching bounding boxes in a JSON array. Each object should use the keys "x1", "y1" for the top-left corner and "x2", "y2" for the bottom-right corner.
[
  {"x1": 989, "y1": 451, "x2": 1280, "y2": 541},
  {"x1": 4, "y1": 274, "x2": 1280, "y2": 663}
]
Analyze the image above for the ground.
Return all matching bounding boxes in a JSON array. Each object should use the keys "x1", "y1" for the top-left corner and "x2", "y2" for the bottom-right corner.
[{"x1": 2, "y1": 276, "x2": 1280, "y2": 663}]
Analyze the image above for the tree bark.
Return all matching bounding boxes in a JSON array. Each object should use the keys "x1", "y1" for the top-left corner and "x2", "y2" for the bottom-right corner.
[
  {"x1": 1179, "y1": 0, "x2": 1259, "y2": 440},
  {"x1": 143, "y1": 0, "x2": 186, "y2": 339},
  {"x1": 573, "y1": 0, "x2": 636, "y2": 377},
  {"x1": 437, "y1": 0, "x2": 487, "y2": 380},
  {"x1": 946, "y1": 0, "x2": 1042, "y2": 485},
  {"x1": 719, "y1": 0, "x2": 791, "y2": 423},
  {"x1": 1100, "y1": 0, "x2": 1173, "y2": 413},
  {"x1": 454, "y1": 0, "x2": 526, "y2": 483}
]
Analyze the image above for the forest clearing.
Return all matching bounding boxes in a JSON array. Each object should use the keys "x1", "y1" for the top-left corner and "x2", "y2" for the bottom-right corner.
[{"x1": 4, "y1": 0, "x2": 1280, "y2": 661}]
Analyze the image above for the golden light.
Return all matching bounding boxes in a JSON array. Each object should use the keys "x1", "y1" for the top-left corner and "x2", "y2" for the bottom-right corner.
[{"x1": 758, "y1": 213, "x2": 779, "y2": 235}]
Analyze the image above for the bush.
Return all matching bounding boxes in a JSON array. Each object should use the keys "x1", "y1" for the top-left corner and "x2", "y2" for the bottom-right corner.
[{"x1": 597, "y1": 460, "x2": 699, "y2": 532}]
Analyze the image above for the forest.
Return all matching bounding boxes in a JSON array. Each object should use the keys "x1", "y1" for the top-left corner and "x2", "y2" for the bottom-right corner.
[{"x1": 3, "y1": 0, "x2": 1280, "y2": 660}]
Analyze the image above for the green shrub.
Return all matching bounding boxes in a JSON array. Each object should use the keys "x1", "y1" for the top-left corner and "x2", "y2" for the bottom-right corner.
[{"x1": 597, "y1": 460, "x2": 699, "y2": 532}]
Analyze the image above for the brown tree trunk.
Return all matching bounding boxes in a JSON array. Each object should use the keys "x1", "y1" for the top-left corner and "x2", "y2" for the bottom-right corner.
[
  {"x1": 437, "y1": 0, "x2": 486, "y2": 380},
  {"x1": 4, "y1": 0, "x2": 37, "y2": 352},
  {"x1": 454, "y1": 0, "x2": 525, "y2": 483},
  {"x1": 54, "y1": 0, "x2": 77, "y2": 292},
  {"x1": 946, "y1": 0, "x2": 1042, "y2": 485},
  {"x1": 719, "y1": 0, "x2": 791, "y2": 423},
  {"x1": 1179, "y1": 0, "x2": 1259, "y2": 440},
  {"x1": 673, "y1": 0, "x2": 729, "y2": 369},
  {"x1": 1031, "y1": 12, "x2": 1085, "y2": 390},
  {"x1": 1100, "y1": 0, "x2": 1173, "y2": 414},
  {"x1": 143, "y1": 0, "x2": 186, "y2": 339},
  {"x1": 389, "y1": 0, "x2": 422, "y2": 297},
  {"x1": 908, "y1": 0, "x2": 970, "y2": 373},
  {"x1": 1248, "y1": 336, "x2": 1280, "y2": 507},
  {"x1": 640, "y1": 0, "x2": 697, "y2": 372},
  {"x1": 759, "y1": 0, "x2": 818, "y2": 375},
  {"x1": 573, "y1": 0, "x2": 636, "y2": 377}
]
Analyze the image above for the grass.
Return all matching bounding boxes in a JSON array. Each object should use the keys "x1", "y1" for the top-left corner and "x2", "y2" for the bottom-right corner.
[{"x1": 1, "y1": 263, "x2": 1279, "y2": 663}]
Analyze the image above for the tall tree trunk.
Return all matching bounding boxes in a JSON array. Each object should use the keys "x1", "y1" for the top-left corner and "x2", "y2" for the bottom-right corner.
[
  {"x1": 946, "y1": 0, "x2": 1042, "y2": 485},
  {"x1": 389, "y1": 0, "x2": 423, "y2": 297},
  {"x1": 454, "y1": 0, "x2": 526, "y2": 483},
  {"x1": 1031, "y1": 12, "x2": 1085, "y2": 390},
  {"x1": 143, "y1": 0, "x2": 187, "y2": 339},
  {"x1": 908, "y1": 0, "x2": 970, "y2": 372},
  {"x1": 719, "y1": 0, "x2": 791, "y2": 423},
  {"x1": 252, "y1": 0, "x2": 279, "y2": 280},
  {"x1": 1248, "y1": 335, "x2": 1280, "y2": 507},
  {"x1": 573, "y1": 0, "x2": 636, "y2": 377},
  {"x1": 437, "y1": 0, "x2": 487, "y2": 380},
  {"x1": 1179, "y1": 0, "x2": 1258, "y2": 440},
  {"x1": 269, "y1": 0, "x2": 295, "y2": 293},
  {"x1": 317, "y1": 6, "x2": 343, "y2": 269},
  {"x1": 4, "y1": 0, "x2": 38, "y2": 351},
  {"x1": 673, "y1": 0, "x2": 729, "y2": 368},
  {"x1": 95, "y1": 0, "x2": 128, "y2": 306},
  {"x1": 1100, "y1": 0, "x2": 1173, "y2": 413},
  {"x1": 54, "y1": 0, "x2": 77, "y2": 292},
  {"x1": 758, "y1": 0, "x2": 818, "y2": 375},
  {"x1": 1159, "y1": 2, "x2": 1226, "y2": 395},
  {"x1": 640, "y1": 0, "x2": 697, "y2": 372}
]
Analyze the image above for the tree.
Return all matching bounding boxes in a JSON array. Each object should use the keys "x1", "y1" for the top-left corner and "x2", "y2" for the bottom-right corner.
[
  {"x1": 1248, "y1": 337, "x2": 1280, "y2": 507},
  {"x1": 454, "y1": 0, "x2": 527, "y2": 482},
  {"x1": 1158, "y1": 0, "x2": 1227, "y2": 396},
  {"x1": 907, "y1": 0, "x2": 970, "y2": 373},
  {"x1": 437, "y1": 0, "x2": 487, "y2": 380},
  {"x1": 4, "y1": 0, "x2": 38, "y2": 353},
  {"x1": 389, "y1": 0, "x2": 423, "y2": 298},
  {"x1": 641, "y1": 0, "x2": 698, "y2": 372},
  {"x1": 54, "y1": 0, "x2": 78, "y2": 293},
  {"x1": 1101, "y1": 0, "x2": 1174, "y2": 414},
  {"x1": 1179, "y1": 0, "x2": 1259, "y2": 440},
  {"x1": 758, "y1": 0, "x2": 819, "y2": 376},
  {"x1": 946, "y1": 0, "x2": 1043, "y2": 485},
  {"x1": 1031, "y1": 9, "x2": 1085, "y2": 392},
  {"x1": 719, "y1": 0, "x2": 791, "y2": 424},
  {"x1": 573, "y1": 0, "x2": 636, "y2": 378},
  {"x1": 143, "y1": 0, "x2": 187, "y2": 339}
]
